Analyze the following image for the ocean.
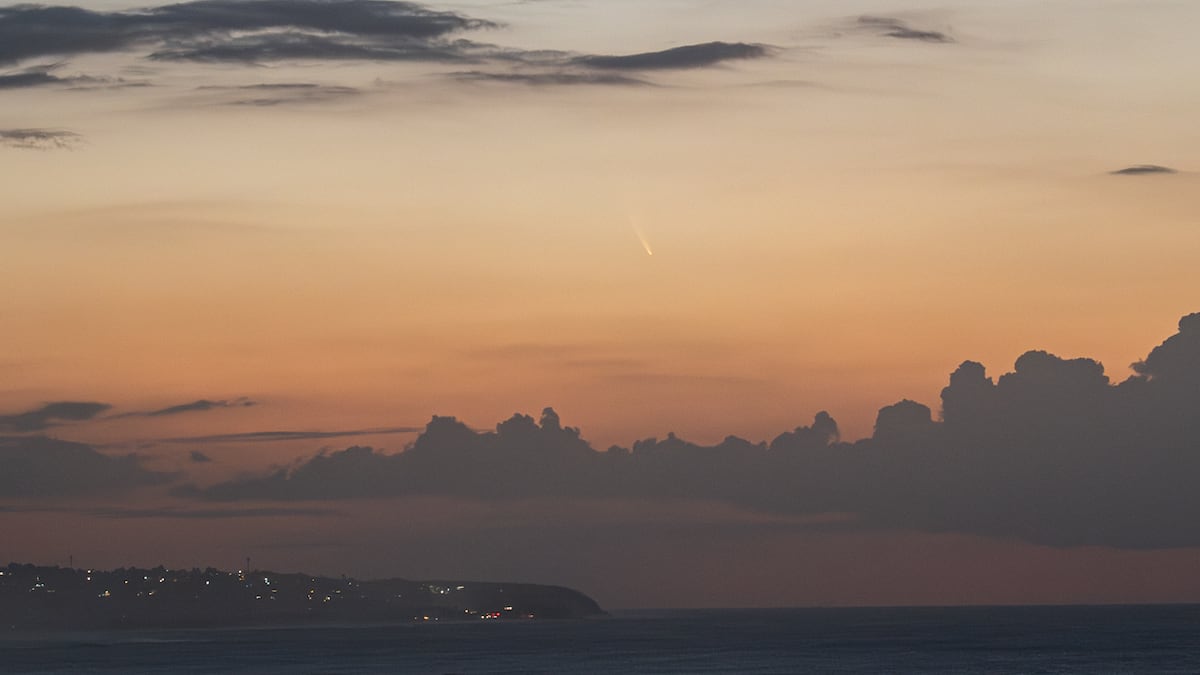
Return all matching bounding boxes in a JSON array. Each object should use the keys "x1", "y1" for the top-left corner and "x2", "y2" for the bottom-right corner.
[{"x1": 3, "y1": 605, "x2": 1199, "y2": 674}]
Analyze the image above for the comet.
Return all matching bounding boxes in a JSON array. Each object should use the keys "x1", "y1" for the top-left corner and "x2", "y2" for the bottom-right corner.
[{"x1": 630, "y1": 217, "x2": 654, "y2": 256}]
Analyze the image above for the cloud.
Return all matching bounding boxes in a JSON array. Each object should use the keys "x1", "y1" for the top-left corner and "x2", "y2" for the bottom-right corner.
[
  {"x1": 0, "y1": 63, "x2": 140, "y2": 90},
  {"x1": 0, "y1": 436, "x2": 172, "y2": 497},
  {"x1": 200, "y1": 83, "x2": 362, "y2": 106},
  {"x1": 449, "y1": 71, "x2": 652, "y2": 87},
  {"x1": 0, "y1": 0, "x2": 497, "y2": 66},
  {"x1": 0, "y1": 128, "x2": 82, "y2": 150},
  {"x1": 1110, "y1": 164, "x2": 1178, "y2": 176},
  {"x1": 184, "y1": 313, "x2": 1200, "y2": 549},
  {"x1": 146, "y1": 398, "x2": 256, "y2": 416},
  {"x1": 162, "y1": 426, "x2": 421, "y2": 444},
  {"x1": 0, "y1": 401, "x2": 110, "y2": 432},
  {"x1": 573, "y1": 42, "x2": 771, "y2": 70},
  {"x1": 855, "y1": 16, "x2": 953, "y2": 43},
  {"x1": 0, "y1": 504, "x2": 341, "y2": 518},
  {"x1": 189, "y1": 450, "x2": 213, "y2": 463}
]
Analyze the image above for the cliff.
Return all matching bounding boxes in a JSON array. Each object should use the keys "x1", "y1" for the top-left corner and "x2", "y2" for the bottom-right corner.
[{"x1": 0, "y1": 563, "x2": 604, "y2": 630}]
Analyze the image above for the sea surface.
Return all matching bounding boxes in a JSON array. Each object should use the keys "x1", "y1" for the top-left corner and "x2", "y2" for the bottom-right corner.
[{"x1": 3, "y1": 605, "x2": 1200, "y2": 674}]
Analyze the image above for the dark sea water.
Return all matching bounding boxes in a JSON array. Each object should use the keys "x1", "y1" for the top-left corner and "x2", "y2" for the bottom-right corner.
[{"x1": 3, "y1": 605, "x2": 1200, "y2": 674}]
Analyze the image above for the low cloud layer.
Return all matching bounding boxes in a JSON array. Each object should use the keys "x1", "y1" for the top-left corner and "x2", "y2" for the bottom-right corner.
[
  {"x1": 163, "y1": 426, "x2": 420, "y2": 444},
  {"x1": 450, "y1": 71, "x2": 652, "y2": 87},
  {"x1": 0, "y1": 128, "x2": 82, "y2": 150},
  {"x1": 0, "y1": 436, "x2": 170, "y2": 497},
  {"x1": 146, "y1": 398, "x2": 256, "y2": 417},
  {"x1": 574, "y1": 42, "x2": 770, "y2": 70},
  {"x1": 1111, "y1": 164, "x2": 1178, "y2": 176},
  {"x1": 0, "y1": 401, "x2": 110, "y2": 432},
  {"x1": 186, "y1": 313, "x2": 1200, "y2": 549}
]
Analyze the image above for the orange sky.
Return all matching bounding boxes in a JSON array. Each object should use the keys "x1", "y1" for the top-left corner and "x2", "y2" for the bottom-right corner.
[{"x1": 1, "y1": 0, "x2": 1199, "y2": 608}]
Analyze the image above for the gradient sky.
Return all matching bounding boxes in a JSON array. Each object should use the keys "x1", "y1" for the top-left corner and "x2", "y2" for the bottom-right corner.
[{"x1": 2, "y1": 0, "x2": 1199, "y2": 609}]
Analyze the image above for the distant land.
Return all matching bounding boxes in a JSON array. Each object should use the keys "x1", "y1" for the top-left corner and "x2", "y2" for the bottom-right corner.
[{"x1": 0, "y1": 563, "x2": 604, "y2": 631}]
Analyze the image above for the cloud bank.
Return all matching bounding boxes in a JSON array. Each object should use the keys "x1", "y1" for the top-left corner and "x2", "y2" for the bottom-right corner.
[
  {"x1": 184, "y1": 313, "x2": 1200, "y2": 550},
  {"x1": 0, "y1": 436, "x2": 170, "y2": 497}
]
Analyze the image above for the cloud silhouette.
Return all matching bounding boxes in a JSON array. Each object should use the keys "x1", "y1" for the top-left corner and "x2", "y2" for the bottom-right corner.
[
  {"x1": 1110, "y1": 165, "x2": 1178, "y2": 176},
  {"x1": 189, "y1": 450, "x2": 214, "y2": 463},
  {"x1": 0, "y1": 0, "x2": 496, "y2": 66},
  {"x1": 0, "y1": 401, "x2": 110, "y2": 432},
  {"x1": 146, "y1": 398, "x2": 256, "y2": 416},
  {"x1": 197, "y1": 83, "x2": 362, "y2": 106},
  {"x1": 0, "y1": 436, "x2": 171, "y2": 497},
  {"x1": 163, "y1": 426, "x2": 421, "y2": 444},
  {"x1": 855, "y1": 16, "x2": 953, "y2": 43},
  {"x1": 0, "y1": 503, "x2": 340, "y2": 518},
  {"x1": 183, "y1": 314, "x2": 1200, "y2": 550},
  {"x1": 574, "y1": 42, "x2": 770, "y2": 70},
  {"x1": 0, "y1": 128, "x2": 82, "y2": 150},
  {"x1": 450, "y1": 71, "x2": 652, "y2": 87}
]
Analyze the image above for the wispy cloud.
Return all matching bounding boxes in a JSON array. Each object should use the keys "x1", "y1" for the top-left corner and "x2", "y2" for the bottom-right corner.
[
  {"x1": 163, "y1": 426, "x2": 421, "y2": 444},
  {"x1": 1110, "y1": 164, "x2": 1178, "y2": 176},
  {"x1": 0, "y1": 128, "x2": 83, "y2": 150},
  {"x1": 854, "y1": 16, "x2": 953, "y2": 44},
  {"x1": 573, "y1": 42, "x2": 771, "y2": 70},
  {"x1": 0, "y1": 401, "x2": 109, "y2": 432},
  {"x1": 450, "y1": 71, "x2": 652, "y2": 87},
  {"x1": 146, "y1": 398, "x2": 257, "y2": 417}
]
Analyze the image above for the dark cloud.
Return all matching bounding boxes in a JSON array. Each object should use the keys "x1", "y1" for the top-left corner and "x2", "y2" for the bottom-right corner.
[
  {"x1": 0, "y1": 0, "x2": 497, "y2": 66},
  {"x1": 0, "y1": 64, "x2": 77, "y2": 88},
  {"x1": 574, "y1": 41, "x2": 770, "y2": 70},
  {"x1": 450, "y1": 70, "x2": 652, "y2": 87},
  {"x1": 147, "y1": 398, "x2": 256, "y2": 416},
  {"x1": 186, "y1": 314, "x2": 1200, "y2": 549},
  {"x1": 0, "y1": 436, "x2": 171, "y2": 497},
  {"x1": 1110, "y1": 165, "x2": 1178, "y2": 176},
  {"x1": 163, "y1": 426, "x2": 421, "y2": 444},
  {"x1": 189, "y1": 450, "x2": 213, "y2": 463},
  {"x1": 0, "y1": 128, "x2": 82, "y2": 150},
  {"x1": 0, "y1": 63, "x2": 140, "y2": 90},
  {"x1": 0, "y1": 401, "x2": 110, "y2": 432},
  {"x1": 855, "y1": 16, "x2": 953, "y2": 43},
  {"x1": 148, "y1": 32, "x2": 492, "y2": 63},
  {"x1": 0, "y1": 504, "x2": 341, "y2": 518}
]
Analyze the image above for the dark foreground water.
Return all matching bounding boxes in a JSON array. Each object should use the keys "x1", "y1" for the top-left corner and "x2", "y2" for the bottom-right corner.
[{"x1": 3, "y1": 605, "x2": 1200, "y2": 674}]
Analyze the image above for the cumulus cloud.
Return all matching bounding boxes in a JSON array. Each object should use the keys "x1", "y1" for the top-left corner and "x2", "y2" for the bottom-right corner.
[
  {"x1": 854, "y1": 16, "x2": 953, "y2": 43},
  {"x1": 0, "y1": 128, "x2": 83, "y2": 150},
  {"x1": 0, "y1": 436, "x2": 171, "y2": 497},
  {"x1": 0, "y1": 401, "x2": 110, "y2": 432},
  {"x1": 1110, "y1": 164, "x2": 1178, "y2": 176},
  {"x1": 573, "y1": 41, "x2": 770, "y2": 70},
  {"x1": 184, "y1": 313, "x2": 1200, "y2": 549}
]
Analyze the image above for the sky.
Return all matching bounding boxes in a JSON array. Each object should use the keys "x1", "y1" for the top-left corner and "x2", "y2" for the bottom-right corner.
[{"x1": 1, "y1": 0, "x2": 1199, "y2": 609}]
